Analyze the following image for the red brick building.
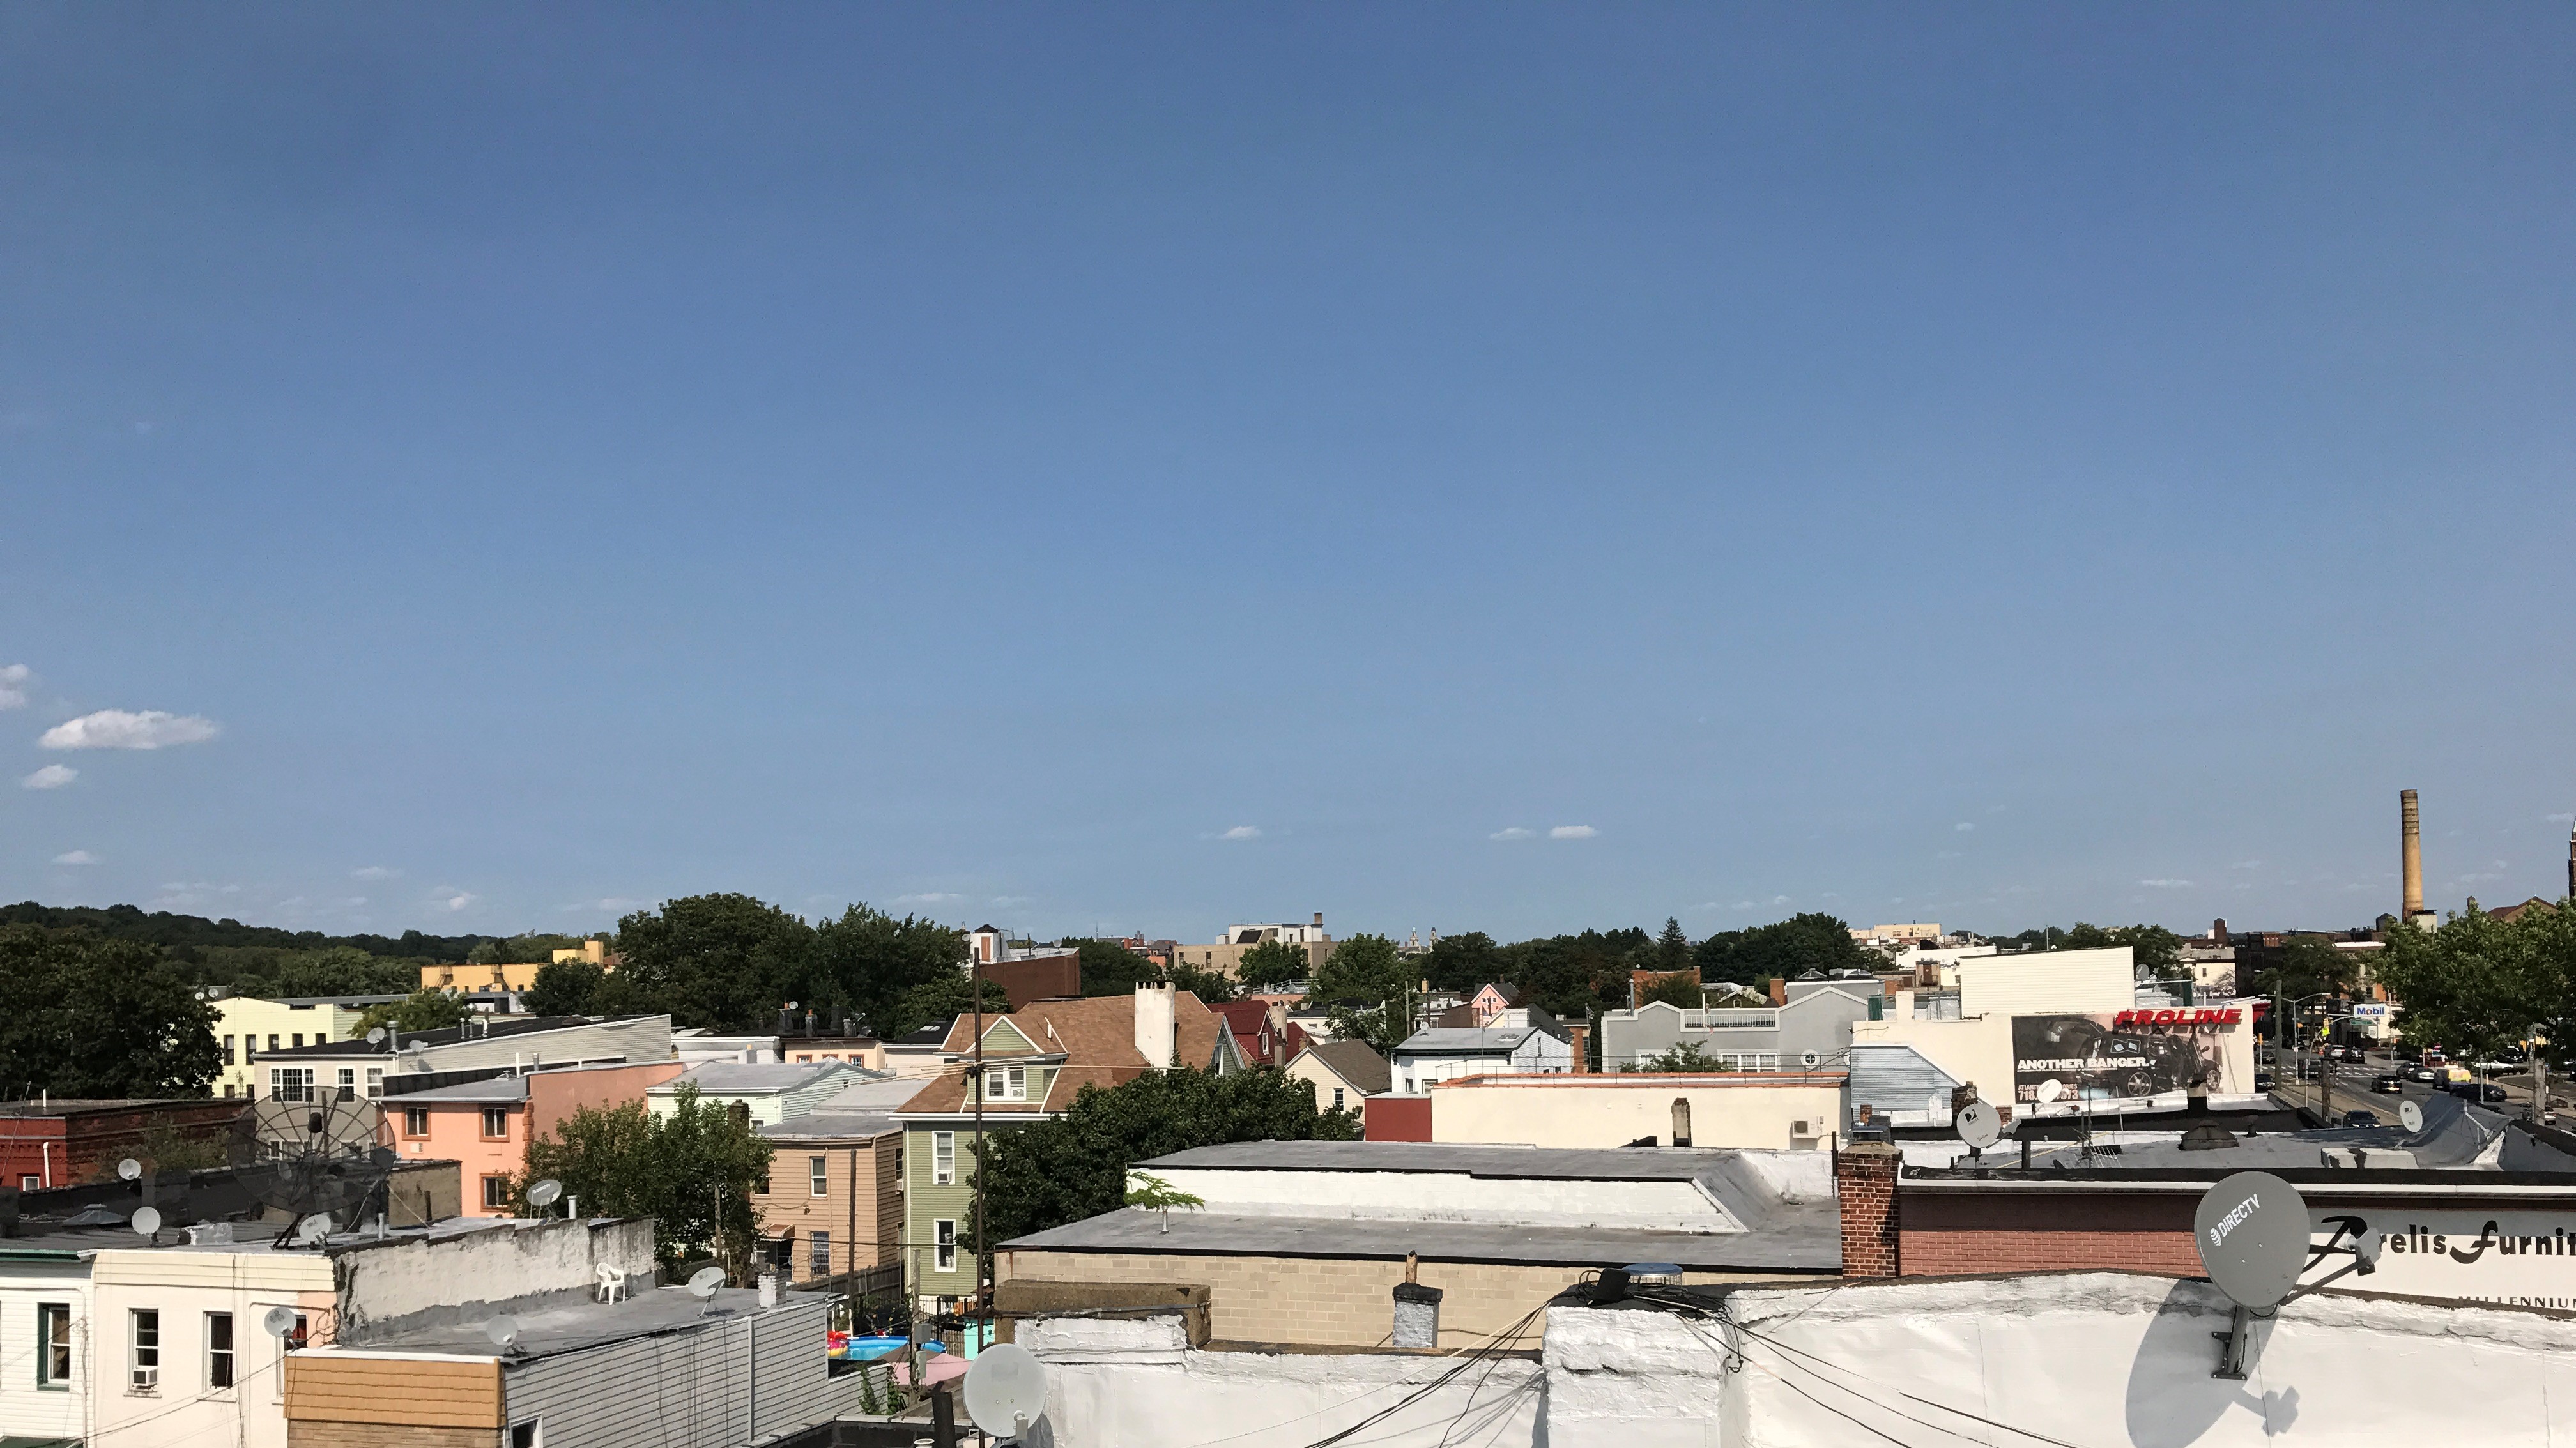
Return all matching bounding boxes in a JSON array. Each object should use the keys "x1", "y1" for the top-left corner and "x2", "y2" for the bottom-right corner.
[{"x1": 0, "y1": 1099, "x2": 242, "y2": 1190}]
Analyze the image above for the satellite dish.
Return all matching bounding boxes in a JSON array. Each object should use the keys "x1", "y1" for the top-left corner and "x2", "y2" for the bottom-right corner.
[
  {"x1": 1799, "y1": 1050, "x2": 1822, "y2": 1069},
  {"x1": 686, "y1": 1266, "x2": 728, "y2": 1298},
  {"x1": 2037, "y1": 1078, "x2": 2066, "y2": 1104},
  {"x1": 293, "y1": 1214, "x2": 334, "y2": 1246},
  {"x1": 962, "y1": 1342, "x2": 1050, "y2": 1439},
  {"x1": 2400, "y1": 1099, "x2": 2425, "y2": 1133},
  {"x1": 486, "y1": 1315, "x2": 521, "y2": 1350},
  {"x1": 117, "y1": 1158, "x2": 142, "y2": 1182},
  {"x1": 367, "y1": 1027, "x2": 387, "y2": 1046},
  {"x1": 2193, "y1": 1171, "x2": 2311, "y2": 1311},
  {"x1": 527, "y1": 1179, "x2": 564, "y2": 1209},
  {"x1": 130, "y1": 1206, "x2": 162, "y2": 1237},
  {"x1": 261, "y1": 1306, "x2": 300, "y2": 1339},
  {"x1": 1956, "y1": 1100, "x2": 2002, "y2": 1150}
]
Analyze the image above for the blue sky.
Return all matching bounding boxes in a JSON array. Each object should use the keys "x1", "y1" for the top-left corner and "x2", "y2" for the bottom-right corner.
[{"x1": 4, "y1": 4, "x2": 2573, "y2": 945}]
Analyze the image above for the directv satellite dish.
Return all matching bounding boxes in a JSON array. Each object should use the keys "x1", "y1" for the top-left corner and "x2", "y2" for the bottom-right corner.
[
  {"x1": 962, "y1": 1342, "x2": 1050, "y2": 1440},
  {"x1": 2193, "y1": 1171, "x2": 2310, "y2": 1312},
  {"x1": 130, "y1": 1206, "x2": 162, "y2": 1237},
  {"x1": 2037, "y1": 1078, "x2": 2066, "y2": 1104},
  {"x1": 485, "y1": 1315, "x2": 521, "y2": 1352},
  {"x1": 367, "y1": 1027, "x2": 387, "y2": 1046},
  {"x1": 2400, "y1": 1099, "x2": 2425, "y2": 1133},
  {"x1": 117, "y1": 1158, "x2": 142, "y2": 1182},
  {"x1": 293, "y1": 1214, "x2": 334, "y2": 1246},
  {"x1": 1956, "y1": 1100, "x2": 2002, "y2": 1151},
  {"x1": 686, "y1": 1266, "x2": 728, "y2": 1297},
  {"x1": 527, "y1": 1178, "x2": 564, "y2": 1209},
  {"x1": 261, "y1": 1306, "x2": 300, "y2": 1339},
  {"x1": 1799, "y1": 1050, "x2": 1822, "y2": 1069}
]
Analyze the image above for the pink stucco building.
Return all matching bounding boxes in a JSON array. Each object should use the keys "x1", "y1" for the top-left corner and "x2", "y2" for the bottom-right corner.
[{"x1": 388, "y1": 1059, "x2": 686, "y2": 1214}]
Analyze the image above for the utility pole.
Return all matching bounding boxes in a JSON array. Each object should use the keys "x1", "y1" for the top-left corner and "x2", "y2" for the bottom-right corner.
[{"x1": 970, "y1": 952, "x2": 986, "y2": 1344}]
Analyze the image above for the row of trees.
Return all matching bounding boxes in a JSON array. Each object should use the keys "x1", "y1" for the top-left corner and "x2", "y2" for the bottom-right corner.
[{"x1": 2372, "y1": 904, "x2": 2576, "y2": 1063}]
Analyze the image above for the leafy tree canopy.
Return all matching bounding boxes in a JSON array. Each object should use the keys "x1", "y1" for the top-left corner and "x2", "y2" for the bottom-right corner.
[
  {"x1": 468, "y1": 933, "x2": 588, "y2": 965},
  {"x1": 613, "y1": 894, "x2": 816, "y2": 1031},
  {"x1": 1694, "y1": 913, "x2": 1875, "y2": 986},
  {"x1": 799, "y1": 904, "x2": 970, "y2": 1037},
  {"x1": 2372, "y1": 906, "x2": 2576, "y2": 1064},
  {"x1": 1492, "y1": 927, "x2": 1649, "y2": 1019},
  {"x1": 972, "y1": 1067, "x2": 1360, "y2": 1251},
  {"x1": 514, "y1": 1084, "x2": 772, "y2": 1273},
  {"x1": 1639, "y1": 970, "x2": 1705, "y2": 1009},
  {"x1": 0, "y1": 926, "x2": 220, "y2": 1096},
  {"x1": 1627, "y1": 1040, "x2": 1729, "y2": 1072},
  {"x1": 2246, "y1": 935, "x2": 2359, "y2": 1004},
  {"x1": 1236, "y1": 938, "x2": 1312, "y2": 988},
  {"x1": 358, "y1": 990, "x2": 471, "y2": 1035},
  {"x1": 1421, "y1": 931, "x2": 1499, "y2": 993},
  {"x1": 1655, "y1": 918, "x2": 1692, "y2": 973},
  {"x1": 1074, "y1": 939, "x2": 1161, "y2": 997},
  {"x1": 524, "y1": 958, "x2": 607, "y2": 1017},
  {"x1": 878, "y1": 971, "x2": 1011, "y2": 1040},
  {"x1": 1304, "y1": 933, "x2": 1410, "y2": 1007}
]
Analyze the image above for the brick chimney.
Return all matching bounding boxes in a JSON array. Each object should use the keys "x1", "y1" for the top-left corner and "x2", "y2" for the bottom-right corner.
[
  {"x1": 1836, "y1": 1143, "x2": 1902, "y2": 1278},
  {"x1": 1567, "y1": 1023, "x2": 1589, "y2": 1074},
  {"x1": 1133, "y1": 982, "x2": 1176, "y2": 1070}
]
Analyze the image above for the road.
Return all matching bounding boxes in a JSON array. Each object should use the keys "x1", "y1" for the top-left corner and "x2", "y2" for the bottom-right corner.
[{"x1": 2267, "y1": 1048, "x2": 2568, "y2": 1128}]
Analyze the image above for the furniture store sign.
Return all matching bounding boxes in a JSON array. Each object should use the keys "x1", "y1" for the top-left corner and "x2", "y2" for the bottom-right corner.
[{"x1": 2305, "y1": 1208, "x2": 2576, "y2": 1310}]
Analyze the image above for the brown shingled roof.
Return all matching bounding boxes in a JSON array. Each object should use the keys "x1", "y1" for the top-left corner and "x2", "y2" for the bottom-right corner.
[{"x1": 900, "y1": 990, "x2": 1229, "y2": 1115}]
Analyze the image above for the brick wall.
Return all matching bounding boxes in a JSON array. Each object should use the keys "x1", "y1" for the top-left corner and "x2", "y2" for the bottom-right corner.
[
  {"x1": 1836, "y1": 1143, "x2": 1901, "y2": 1277},
  {"x1": 1898, "y1": 1189, "x2": 2201, "y2": 1278}
]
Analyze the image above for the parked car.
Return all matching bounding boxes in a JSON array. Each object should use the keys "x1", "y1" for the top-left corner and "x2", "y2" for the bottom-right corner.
[
  {"x1": 2450, "y1": 1083, "x2": 2511, "y2": 1104},
  {"x1": 2342, "y1": 1109, "x2": 2380, "y2": 1127},
  {"x1": 2406, "y1": 1065, "x2": 2445, "y2": 1084},
  {"x1": 2371, "y1": 1074, "x2": 2407, "y2": 1094}
]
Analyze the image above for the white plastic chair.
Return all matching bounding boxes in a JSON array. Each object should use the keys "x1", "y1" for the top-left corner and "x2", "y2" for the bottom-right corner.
[{"x1": 595, "y1": 1262, "x2": 629, "y2": 1304}]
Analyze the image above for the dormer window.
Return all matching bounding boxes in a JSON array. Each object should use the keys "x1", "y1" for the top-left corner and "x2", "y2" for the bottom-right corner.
[{"x1": 981, "y1": 1064, "x2": 1028, "y2": 1101}]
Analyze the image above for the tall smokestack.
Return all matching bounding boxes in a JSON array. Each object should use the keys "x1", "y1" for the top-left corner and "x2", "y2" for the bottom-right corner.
[
  {"x1": 2565, "y1": 827, "x2": 2573, "y2": 904},
  {"x1": 2401, "y1": 789, "x2": 2424, "y2": 920}
]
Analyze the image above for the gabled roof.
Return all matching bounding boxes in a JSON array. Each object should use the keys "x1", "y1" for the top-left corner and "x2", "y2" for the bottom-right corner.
[
  {"x1": 898, "y1": 991, "x2": 1230, "y2": 1117},
  {"x1": 1393, "y1": 1026, "x2": 1551, "y2": 1056},
  {"x1": 1296, "y1": 1038, "x2": 1391, "y2": 1095}
]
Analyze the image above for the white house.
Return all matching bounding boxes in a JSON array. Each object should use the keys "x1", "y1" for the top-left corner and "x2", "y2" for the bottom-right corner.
[
  {"x1": 646, "y1": 1061, "x2": 860, "y2": 1127},
  {"x1": 0, "y1": 1223, "x2": 114, "y2": 1444},
  {"x1": 1390, "y1": 1025, "x2": 1571, "y2": 1093}
]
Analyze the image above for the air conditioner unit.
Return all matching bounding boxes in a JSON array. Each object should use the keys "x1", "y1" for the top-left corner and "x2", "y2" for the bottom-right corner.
[
  {"x1": 1791, "y1": 1120, "x2": 1813, "y2": 1136},
  {"x1": 1799, "y1": 1050, "x2": 1822, "y2": 1069}
]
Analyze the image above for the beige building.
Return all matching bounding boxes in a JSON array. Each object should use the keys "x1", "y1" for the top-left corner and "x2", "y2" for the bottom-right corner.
[
  {"x1": 1284, "y1": 1039, "x2": 1390, "y2": 1115},
  {"x1": 418, "y1": 938, "x2": 615, "y2": 993},
  {"x1": 212, "y1": 995, "x2": 406, "y2": 1099},
  {"x1": 1428, "y1": 1071, "x2": 1848, "y2": 1150},
  {"x1": 753, "y1": 1108, "x2": 905, "y2": 1286},
  {"x1": 1166, "y1": 913, "x2": 1339, "y2": 981}
]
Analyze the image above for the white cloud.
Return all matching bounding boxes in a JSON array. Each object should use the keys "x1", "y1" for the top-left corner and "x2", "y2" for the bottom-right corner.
[
  {"x1": 442, "y1": 892, "x2": 477, "y2": 912},
  {"x1": 2139, "y1": 878, "x2": 2193, "y2": 889},
  {"x1": 1987, "y1": 804, "x2": 2007, "y2": 814},
  {"x1": 894, "y1": 892, "x2": 968, "y2": 906},
  {"x1": 52, "y1": 850, "x2": 96, "y2": 865},
  {"x1": 351, "y1": 865, "x2": 399, "y2": 881},
  {"x1": 1218, "y1": 825, "x2": 1261, "y2": 841},
  {"x1": 1550, "y1": 825, "x2": 1597, "y2": 840},
  {"x1": 0, "y1": 664, "x2": 27, "y2": 710},
  {"x1": 2550, "y1": 813, "x2": 2575, "y2": 825},
  {"x1": 1489, "y1": 827, "x2": 1535, "y2": 841},
  {"x1": 1772, "y1": 895, "x2": 1791, "y2": 906},
  {"x1": 1954, "y1": 822, "x2": 1975, "y2": 833},
  {"x1": 19, "y1": 764, "x2": 75, "y2": 789},
  {"x1": 40, "y1": 709, "x2": 220, "y2": 751}
]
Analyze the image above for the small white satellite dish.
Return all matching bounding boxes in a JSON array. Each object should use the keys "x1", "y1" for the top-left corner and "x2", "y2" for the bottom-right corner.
[
  {"x1": 527, "y1": 1178, "x2": 564, "y2": 1210},
  {"x1": 293, "y1": 1214, "x2": 334, "y2": 1246},
  {"x1": 1956, "y1": 1100, "x2": 2002, "y2": 1151},
  {"x1": 962, "y1": 1342, "x2": 1050, "y2": 1439},
  {"x1": 2193, "y1": 1171, "x2": 2310, "y2": 1312},
  {"x1": 2400, "y1": 1099, "x2": 2425, "y2": 1134},
  {"x1": 117, "y1": 1157, "x2": 142, "y2": 1182},
  {"x1": 485, "y1": 1315, "x2": 521, "y2": 1352},
  {"x1": 367, "y1": 1027, "x2": 387, "y2": 1046},
  {"x1": 2037, "y1": 1078, "x2": 2066, "y2": 1104},
  {"x1": 261, "y1": 1306, "x2": 300, "y2": 1339},
  {"x1": 406, "y1": 1039, "x2": 427, "y2": 1056},
  {"x1": 131, "y1": 1206, "x2": 162, "y2": 1237},
  {"x1": 1926, "y1": 1093, "x2": 1947, "y2": 1118},
  {"x1": 1799, "y1": 1049, "x2": 1823, "y2": 1070},
  {"x1": 686, "y1": 1265, "x2": 728, "y2": 1298}
]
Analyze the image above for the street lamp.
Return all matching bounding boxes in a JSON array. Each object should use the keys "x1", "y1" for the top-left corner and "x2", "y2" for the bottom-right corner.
[{"x1": 2275, "y1": 991, "x2": 2348, "y2": 1120}]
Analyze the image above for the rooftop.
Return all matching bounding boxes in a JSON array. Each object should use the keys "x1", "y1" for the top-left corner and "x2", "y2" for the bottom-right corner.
[
  {"x1": 1296, "y1": 1039, "x2": 1391, "y2": 1095},
  {"x1": 1393, "y1": 1026, "x2": 1553, "y2": 1055},
  {"x1": 0, "y1": 1097, "x2": 231, "y2": 1119},
  {"x1": 654, "y1": 1061, "x2": 852, "y2": 1095},
  {"x1": 1002, "y1": 1209, "x2": 1836, "y2": 1273},
  {"x1": 325, "y1": 1284, "x2": 792, "y2": 1360},
  {"x1": 760, "y1": 1111, "x2": 899, "y2": 1141},
  {"x1": 254, "y1": 1014, "x2": 667, "y2": 1058},
  {"x1": 1142, "y1": 1141, "x2": 1779, "y2": 1182}
]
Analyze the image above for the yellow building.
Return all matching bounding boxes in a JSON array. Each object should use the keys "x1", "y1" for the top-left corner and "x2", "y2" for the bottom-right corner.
[
  {"x1": 418, "y1": 938, "x2": 615, "y2": 993},
  {"x1": 211, "y1": 995, "x2": 407, "y2": 1099}
]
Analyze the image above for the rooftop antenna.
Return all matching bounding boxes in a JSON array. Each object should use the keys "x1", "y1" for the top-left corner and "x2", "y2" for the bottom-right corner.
[
  {"x1": 2399, "y1": 1099, "x2": 2425, "y2": 1134},
  {"x1": 117, "y1": 1158, "x2": 142, "y2": 1182},
  {"x1": 293, "y1": 1213, "x2": 334, "y2": 1247},
  {"x1": 527, "y1": 1178, "x2": 564, "y2": 1216},
  {"x1": 2193, "y1": 1170, "x2": 2379, "y2": 1378},
  {"x1": 687, "y1": 1264, "x2": 728, "y2": 1317},
  {"x1": 260, "y1": 1306, "x2": 301, "y2": 1343},
  {"x1": 484, "y1": 1315, "x2": 523, "y2": 1357},
  {"x1": 130, "y1": 1205, "x2": 162, "y2": 1239},
  {"x1": 962, "y1": 1341, "x2": 1050, "y2": 1444},
  {"x1": 1954, "y1": 1099, "x2": 2001, "y2": 1164}
]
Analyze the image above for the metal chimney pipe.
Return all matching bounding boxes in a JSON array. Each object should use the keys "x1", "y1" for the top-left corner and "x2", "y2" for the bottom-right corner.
[{"x1": 2401, "y1": 789, "x2": 2424, "y2": 920}]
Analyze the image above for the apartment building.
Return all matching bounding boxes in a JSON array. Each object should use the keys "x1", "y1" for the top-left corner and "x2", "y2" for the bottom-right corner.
[
  {"x1": 754, "y1": 1108, "x2": 905, "y2": 1286},
  {"x1": 1166, "y1": 912, "x2": 1339, "y2": 982},
  {"x1": 211, "y1": 995, "x2": 408, "y2": 1099},
  {"x1": 389, "y1": 1059, "x2": 686, "y2": 1215},
  {"x1": 246, "y1": 1013, "x2": 675, "y2": 1120},
  {"x1": 0, "y1": 1099, "x2": 241, "y2": 1191},
  {"x1": 645, "y1": 1061, "x2": 859, "y2": 1127}
]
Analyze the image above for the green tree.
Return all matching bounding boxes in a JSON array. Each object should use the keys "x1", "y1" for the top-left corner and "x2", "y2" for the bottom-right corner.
[
  {"x1": 0, "y1": 927, "x2": 220, "y2": 1097},
  {"x1": 468, "y1": 933, "x2": 585, "y2": 966},
  {"x1": 613, "y1": 894, "x2": 815, "y2": 1031},
  {"x1": 971, "y1": 1067, "x2": 1360, "y2": 1251},
  {"x1": 1422, "y1": 931, "x2": 1499, "y2": 993},
  {"x1": 1237, "y1": 938, "x2": 1313, "y2": 987},
  {"x1": 1626, "y1": 1041, "x2": 1728, "y2": 1072},
  {"x1": 357, "y1": 990, "x2": 470, "y2": 1035},
  {"x1": 1638, "y1": 970, "x2": 1705, "y2": 1009},
  {"x1": 1694, "y1": 913, "x2": 1875, "y2": 985},
  {"x1": 1655, "y1": 918, "x2": 1692, "y2": 973},
  {"x1": 879, "y1": 970, "x2": 1012, "y2": 1039},
  {"x1": 246, "y1": 945, "x2": 420, "y2": 998},
  {"x1": 1164, "y1": 960, "x2": 1237, "y2": 1004},
  {"x1": 525, "y1": 958, "x2": 606, "y2": 1017},
  {"x1": 1495, "y1": 929, "x2": 1644, "y2": 1019},
  {"x1": 1074, "y1": 939, "x2": 1162, "y2": 998},
  {"x1": 2248, "y1": 936, "x2": 2359, "y2": 1004},
  {"x1": 1303, "y1": 933, "x2": 1410, "y2": 1006},
  {"x1": 2371, "y1": 910, "x2": 2559, "y2": 1063},
  {"x1": 800, "y1": 905, "x2": 969, "y2": 1037},
  {"x1": 514, "y1": 1085, "x2": 773, "y2": 1274}
]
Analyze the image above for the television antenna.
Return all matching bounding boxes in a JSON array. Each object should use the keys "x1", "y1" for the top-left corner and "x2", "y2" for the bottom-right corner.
[
  {"x1": 227, "y1": 1095, "x2": 397, "y2": 1245},
  {"x1": 1955, "y1": 1099, "x2": 2002, "y2": 1159},
  {"x1": 962, "y1": 1342, "x2": 1050, "y2": 1442},
  {"x1": 687, "y1": 1265, "x2": 728, "y2": 1316},
  {"x1": 2399, "y1": 1099, "x2": 2425, "y2": 1134},
  {"x1": 2193, "y1": 1170, "x2": 2379, "y2": 1378},
  {"x1": 131, "y1": 1206, "x2": 162, "y2": 1238},
  {"x1": 485, "y1": 1315, "x2": 523, "y2": 1355}
]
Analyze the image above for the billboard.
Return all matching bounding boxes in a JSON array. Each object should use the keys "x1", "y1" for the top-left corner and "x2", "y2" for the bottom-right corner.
[
  {"x1": 2012, "y1": 1007, "x2": 2249, "y2": 1104},
  {"x1": 2303, "y1": 1209, "x2": 2576, "y2": 1310}
]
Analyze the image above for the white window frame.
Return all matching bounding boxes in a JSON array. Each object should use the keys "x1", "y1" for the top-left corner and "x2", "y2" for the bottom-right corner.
[
  {"x1": 206, "y1": 1311, "x2": 234, "y2": 1391},
  {"x1": 809, "y1": 1230, "x2": 831, "y2": 1276},
  {"x1": 931, "y1": 1132, "x2": 955, "y2": 1185},
  {"x1": 129, "y1": 1307, "x2": 160, "y2": 1391},
  {"x1": 365, "y1": 1067, "x2": 384, "y2": 1099},
  {"x1": 38, "y1": 1302, "x2": 71, "y2": 1387},
  {"x1": 336, "y1": 1067, "x2": 356, "y2": 1101},
  {"x1": 808, "y1": 1155, "x2": 829, "y2": 1198},
  {"x1": 982, "y1": 1065, "x2": 1027, "y2": 1101},
  {"x1": 1332, "y1": 1087, "x2": 1346, "y2": 1110},
  {"x1": 933, "y1": 1218, "x2": 956, "y2": 1272},
  {"x1": 268, "y1": 1068, "x2": 312, "y2": 1104}
]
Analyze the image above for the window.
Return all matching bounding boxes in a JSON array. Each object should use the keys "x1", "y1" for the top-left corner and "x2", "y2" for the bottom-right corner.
[
  {"x1": 482, "y1": 1175, "x2": 511, "y2": 1210},
  {"x1": 38, "y1": 1303, "x2": 70, "y2": 1387},
  {"x1": 291, "y1": 1034, "x2": 304, "y2": 1049},
  {"x1": 222, "y1": 1035, "x2": 236, "y2": 1065},
  {"x1": 130, "y1": 1308, "x2": 160, "y2": 1391},
  {"x1": 365, "y1": 1067, "x2": 383, "y2": 1100},
  {"x1": 19, "y1": 1175, "x2": 35, "y2": 1191},
  {"x1": 206, "y1": 1311, "x2": 234, "y2": 1389},
  {"x1": 981, "y1": 1065, "x2": 1027, "y2": 1101},
  {"x1": 510, "y1": 1421, "x2": 540, "y2": 1448},
  {"x1": 933, "y1": 1219, "x2": 956, "y2": 1272},
  {"x1": 337, "y1": 1067, "x2": 356, "y2": 1101},
  {"x1": 403, "y1": 1106, "x2": 429, "y2": 1137},
  {"x1": 796, "y1": 1054, "x2": 813, "y2": 1063},
  {"x1": 1332, "y1": 1087, "x2": 1346, "y2": 1110},
  {"x1": 931, "y1": 1132, "x2": 955, "y2": 1185},
  {"x1": 224, "y1": 1085, "x2": 237, "y2": 1099},
  {"x1": 482, "y1": 1107, "x2": 510, "y2": 1139},
  {"x1": 809, "y1": 1230, "x2": 831, "y2": 1276},
  {"x1": 809, "y1": 1155, "x2": 829, "y2": 1197},
  {"x1": 268, "y1": 1068, "x2": 312, "y2": 1104},
  {"x1": 266, "y1": 1034, "x2": 279, "y2": 1052}
]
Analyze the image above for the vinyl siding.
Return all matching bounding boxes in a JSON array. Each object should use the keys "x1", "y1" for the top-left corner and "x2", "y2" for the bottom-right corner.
[{"x1": 498, "y1": 1295, "x2": 874, "y2": 1448}]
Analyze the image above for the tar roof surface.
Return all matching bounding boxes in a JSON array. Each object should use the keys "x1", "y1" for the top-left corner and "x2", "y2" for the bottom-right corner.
[
  {"x1": 1142, "y1": 1141, "x2": 1775, "y2": 1180},
  {"x1": 1000, "y1": 1210, "x2": 1837, "y2": 1272},
  {"x1": 337, "y1": 1285, "x2": 791, "y2": 1359},
  {"x1": 760, "y1": 1111, "x2": 898, "y2": 1141}
]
